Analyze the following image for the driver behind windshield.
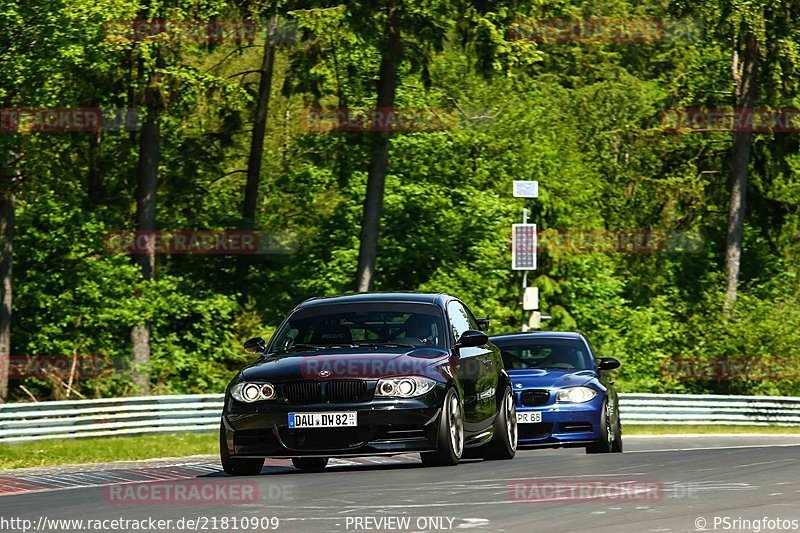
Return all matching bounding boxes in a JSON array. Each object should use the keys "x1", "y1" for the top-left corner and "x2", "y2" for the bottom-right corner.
[
  {"x1": 399, "y1": 314, "x2": 439, "y2": 346},
  {"x1": 540, "y1": 349, "x2": 579, "y2": 369}
]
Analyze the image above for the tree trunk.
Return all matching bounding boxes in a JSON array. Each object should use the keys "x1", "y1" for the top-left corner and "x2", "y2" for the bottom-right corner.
[
  {"x1": 0, "y1": 188, "x2": 13, "y2": 402},
  {"x1": 724, "y1": 31, "x2": 758, "y2": 310},
  {"x1": 355, "y1": 1, "x2": 402, "y2": 292},
  {"x1": 131, "y1": 83, "x2": 160, "y2": 395},
  {"x1": 86, "y1": 131, "x2": 104, "y2": 207},
  {"x1": 242, "y1": 15, "x2": 279, "y2": 224}
]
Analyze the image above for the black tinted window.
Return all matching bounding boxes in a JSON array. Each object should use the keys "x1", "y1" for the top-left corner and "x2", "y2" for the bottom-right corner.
[
  {"x1": 446, "y1": 301, "x2": 472, "y2": 341},
  {"x1": 272, "y1": 302, "x2": 446, "y2": 351},
  {"x1": 492, "y1": 338, "x2": 592, "y2": 371}
]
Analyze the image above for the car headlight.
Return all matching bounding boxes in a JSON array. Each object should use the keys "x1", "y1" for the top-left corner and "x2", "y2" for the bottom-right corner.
[
  {"x1": 231, "y1": 382, "x2": 276, "y2": 403},
  {"x1": 556, "y1": 386, "x2": 597, "y2": 403},
  {"x1": 375, "y1": 376, "x2": 436, "y2": 398}
]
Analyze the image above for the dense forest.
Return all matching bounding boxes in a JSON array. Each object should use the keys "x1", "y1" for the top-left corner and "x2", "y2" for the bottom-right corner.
[{"x1": 0, "y1": 0, "x2": 798, "y2": 402}]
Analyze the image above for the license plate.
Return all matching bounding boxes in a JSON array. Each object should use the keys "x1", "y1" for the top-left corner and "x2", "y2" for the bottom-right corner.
[
  {"x1": 516, "y1": 411, "x2": 542, "y2": 424},
  {"x1": 288, "y1": 412, "x2": 357, "y2": 428}
]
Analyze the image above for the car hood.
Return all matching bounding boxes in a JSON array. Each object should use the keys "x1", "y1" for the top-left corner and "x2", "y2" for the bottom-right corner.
[
  {"x1": 508, "y1": 369, "x2": 596, "y2": 389},
  {"x1": 240, "y1": 347, "x2": 450, "y2": 382}
]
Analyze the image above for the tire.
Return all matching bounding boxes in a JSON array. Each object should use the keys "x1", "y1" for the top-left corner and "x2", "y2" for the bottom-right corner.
[
  {"x1": 611, "y1": 416, "x2": 623, "y2": 453},
  {"x1": 291, "y1": 457, "x2": 329, "y2": 472},
  {"x1": 586, "y1": 400, "x2": 622, "y2": 454},
  {"x1": 421, "y1": 388, "x2": 463, "y2": 467},
  {"x1": 480, "y1": 386, "x2": 517, "y2": 460},
  {"x1": 220, "y1": 422, "x2": 264, "y2": 476}
]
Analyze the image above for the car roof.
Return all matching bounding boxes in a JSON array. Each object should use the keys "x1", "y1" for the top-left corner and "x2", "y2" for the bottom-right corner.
[
  {"x1": 489, "y1": 331, "x2": 586, "y2": 341},
  {"x1": 295, "y1": 292, "x2": 451, "y2": 310}
]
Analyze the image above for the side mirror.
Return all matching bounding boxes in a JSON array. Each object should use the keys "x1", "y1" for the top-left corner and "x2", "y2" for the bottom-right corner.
[
  {"x1": 475, "y1": 316, "x2": 490, "y2": 331},
  {"x1": 243, "y1": 337, "x2": 267, "y2": 354},
  {"x1": 597, "y1": 357, "x2": 620, "y2": 371},
  {"x1": 456, "y1": 330, "x2": 489, "y2": 348}
]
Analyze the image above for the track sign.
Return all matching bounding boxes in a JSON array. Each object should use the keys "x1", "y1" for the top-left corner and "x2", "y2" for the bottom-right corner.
[
  {"x1": 512, "y1": 223, "x2": 537, "y2": 270},
  {"x1": 523, "y1": 287, "x2": 539, "y2": 311},
  {"x1": 513, "y1": 180, "x2": 538, "y2": 198}
]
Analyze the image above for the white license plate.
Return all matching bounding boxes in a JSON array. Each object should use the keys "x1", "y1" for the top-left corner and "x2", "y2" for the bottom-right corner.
[
  {"x1": 288, "y1": 412, "x2": 357, "y2": 428},
  {"x1": 516, "y1": 412, "x2": 542, "y2": 424}
]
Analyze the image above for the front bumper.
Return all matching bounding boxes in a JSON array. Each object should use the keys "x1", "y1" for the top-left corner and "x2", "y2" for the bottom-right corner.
[
  {"x1": 222, "y1": 394, "x2": 443, "y2": 458},
  {"x1": 515, "y1": 393, "x2": 603, "y2": 448}
]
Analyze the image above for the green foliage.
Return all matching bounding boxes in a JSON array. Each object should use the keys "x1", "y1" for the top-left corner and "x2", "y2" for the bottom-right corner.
[{"x1": 3, "y1": 0, "x2": 799, "y2": 400}]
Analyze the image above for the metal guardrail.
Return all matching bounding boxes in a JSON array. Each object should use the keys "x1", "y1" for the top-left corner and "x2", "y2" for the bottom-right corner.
[
  {"x1": 1, "y1": 392, "x2": 799, "y2": 443},
  {"x1": 620, "y1": 393, "x2": 800, "y2": 426},
  {"x1": 0, "y1": 394, "x2": 223, "y2": 443}
]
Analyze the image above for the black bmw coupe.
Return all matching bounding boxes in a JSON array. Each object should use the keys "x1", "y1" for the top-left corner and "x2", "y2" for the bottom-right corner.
[{"x1": 220, "y1": 292, "x2": 517, "y2": 474}]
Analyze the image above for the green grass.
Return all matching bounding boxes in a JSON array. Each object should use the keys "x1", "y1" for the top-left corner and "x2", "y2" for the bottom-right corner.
[
  {"x1": 0, "y1": 432, "x2": 217, "y2": 470},
  {"x1": 624, "y1": 424, "x2": 800, "y2": 435}
]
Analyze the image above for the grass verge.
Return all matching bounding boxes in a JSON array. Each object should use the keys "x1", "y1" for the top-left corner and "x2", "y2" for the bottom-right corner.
[{"x1": 0, "y1": 432, "x2": 217, "y2": 470}]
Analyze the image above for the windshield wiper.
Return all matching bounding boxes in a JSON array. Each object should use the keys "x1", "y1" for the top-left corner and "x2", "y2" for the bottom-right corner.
[
  {"x1": 351, "y1": 342, "x2": 417, "y2": 348},
  {"x1": 274, "y1": 343, "x2": 325, "y2": 353},
  {"x1": 277, "y1": 343, "x2": 360, "y2": 352}
]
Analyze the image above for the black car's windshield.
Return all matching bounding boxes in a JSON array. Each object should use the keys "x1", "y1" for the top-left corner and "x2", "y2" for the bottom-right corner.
[
  {"x1": 271, "y1": 302, "x2": 446, "y2": 353},
  {"x1": 492, "y1": 338, "x2": 592, "y2": 371}
]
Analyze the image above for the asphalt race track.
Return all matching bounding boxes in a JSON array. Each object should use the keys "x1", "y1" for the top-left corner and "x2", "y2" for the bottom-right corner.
[{"x1": 1, "y1": 435, "x2": 800, "y2": 533}]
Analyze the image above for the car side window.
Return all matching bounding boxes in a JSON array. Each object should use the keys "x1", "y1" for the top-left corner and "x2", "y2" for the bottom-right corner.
[{"x1": 446, "y1": 301, "x2": 472, "y2": 342}]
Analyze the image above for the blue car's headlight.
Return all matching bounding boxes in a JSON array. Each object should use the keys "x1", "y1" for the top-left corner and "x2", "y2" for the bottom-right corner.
[
  {"x1": 231, "y1": 382, "x2": 276, "y2": 402},
  {"x1": 556, "y1": 386, "x2": 597, "y2": 403}
]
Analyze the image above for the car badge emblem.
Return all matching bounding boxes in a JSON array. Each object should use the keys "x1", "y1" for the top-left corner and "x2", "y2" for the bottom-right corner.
[
  {"x1": 318, "y1": 370, "x2": 331, "y2": 377},
  {"x1": 515, "y1": 383, "x2": 523, "y2": 389}
]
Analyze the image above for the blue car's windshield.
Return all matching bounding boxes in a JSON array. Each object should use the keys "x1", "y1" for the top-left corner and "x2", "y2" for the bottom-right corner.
[
  {"x1": 493, "y1": 338, "x2": 592, "y2": 371},
  {"x1": 270, "y1": 302, "x2": 446, "y2": 353}
]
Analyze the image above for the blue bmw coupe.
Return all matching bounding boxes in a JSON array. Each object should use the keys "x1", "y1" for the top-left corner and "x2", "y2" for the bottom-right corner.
[{"x1": 489, "y1": 332, "x2": 622, "y2": 454}]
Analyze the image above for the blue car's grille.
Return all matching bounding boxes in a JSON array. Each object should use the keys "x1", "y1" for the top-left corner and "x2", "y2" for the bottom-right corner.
[
  {"x1": 520, "y1": 389, "x2": 550, "y2": 406},
  {"x1": 519, "y1": 423, "x2": 553, "y2": 440}
]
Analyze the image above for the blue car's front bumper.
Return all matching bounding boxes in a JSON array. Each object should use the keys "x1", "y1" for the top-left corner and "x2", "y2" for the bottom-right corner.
[{"x1": 515, "y1": 391, "x2": 604, "y2": 447}]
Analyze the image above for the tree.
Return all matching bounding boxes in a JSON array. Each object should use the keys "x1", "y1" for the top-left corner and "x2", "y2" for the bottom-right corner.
[
  {"x1": 243, "y1": 15, "x2": 281, "y2": 225},
  {"x1": 725, "y1": 20, "x2": 759, "y2": 309},
  {"x1": 354, "y1": 0, "x2": 403, "y2": 292}
]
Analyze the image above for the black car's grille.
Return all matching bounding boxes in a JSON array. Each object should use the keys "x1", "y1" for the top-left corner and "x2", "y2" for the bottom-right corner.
[
  {"x1": 325, "y1": 380, "x2": 368, "y2": 403},
  {"x1": 280, "y1": 428, "x2": 368, "y2": 451},
  {"x1": 520, "y1": 389, "x2": 550, "y2": 407},
  {"x1": 283, "y1": 381, "x2": 322, "y2": 403},
  {"x1": 281, "y1": 380, "x2": 368, "y2": 404}
]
